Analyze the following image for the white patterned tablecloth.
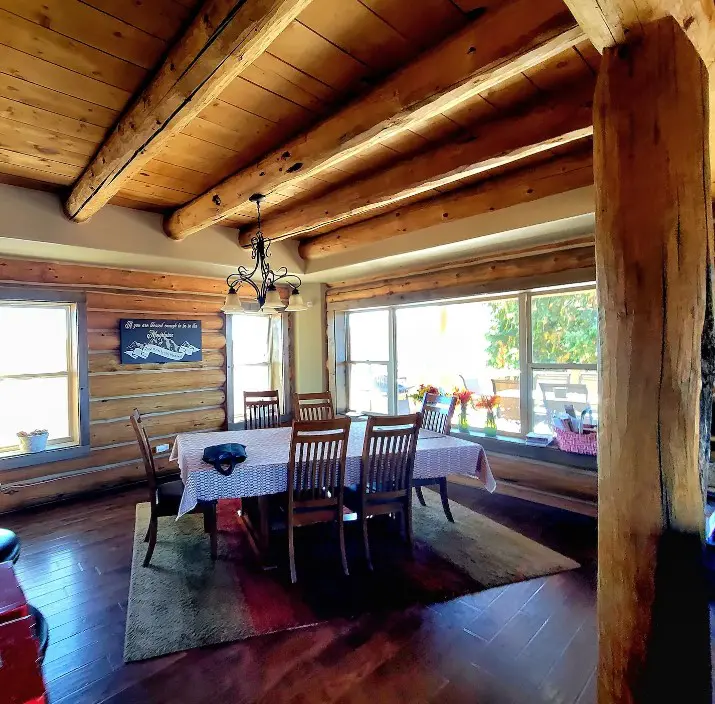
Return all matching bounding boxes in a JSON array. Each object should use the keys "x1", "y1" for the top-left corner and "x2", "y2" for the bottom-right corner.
[{"x1": 171, "y1": 422, "x2": 496, "y2": 517}]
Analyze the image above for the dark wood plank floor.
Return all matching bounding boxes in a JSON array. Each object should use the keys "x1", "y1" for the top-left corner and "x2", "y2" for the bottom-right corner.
[{"x1": 0, "y1": 482, "x2": 655, "y2": 703}]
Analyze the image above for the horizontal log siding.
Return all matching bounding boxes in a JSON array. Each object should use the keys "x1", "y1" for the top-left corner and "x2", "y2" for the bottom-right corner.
[
  {"x1": 0, "y1": 257, "x2": 228, "y2": 513},
  {"x1": 326, "y1": 245, "x2": 596, "y2": 310}
]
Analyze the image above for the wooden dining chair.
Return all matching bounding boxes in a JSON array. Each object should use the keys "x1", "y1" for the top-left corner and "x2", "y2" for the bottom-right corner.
[
  {"x1": 130, "y1": 409, "x2": 217, "y2": 567},
  {"x1": 414, "y1": 393, "x2": 456, "y2": 522},
  {"x1": 244, "y1": 390, "x2": 280, "y2": 429},
  {"x1": 420, "y1": 393, "x2": 457, "y2": 434},
  {"x1": 345, "y1": 413, "x2": 421, "y2": 570},
  {"x1": 293, "y1": 391, "x2": 335, "y2": 421},
  {"x1": 286, "y1": 417, "x2": 351, "y2": 583}
]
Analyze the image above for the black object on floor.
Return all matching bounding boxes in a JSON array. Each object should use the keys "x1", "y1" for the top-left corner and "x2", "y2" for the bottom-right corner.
[
  {"x1": 0, "y1": 528, "x2": 20, "y2": 564},
  {"x1": 29, "y1": 605, "x2": 49, "y2": 662}
]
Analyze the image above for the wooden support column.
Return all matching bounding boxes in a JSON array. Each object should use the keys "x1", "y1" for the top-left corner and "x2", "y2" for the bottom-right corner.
[{"x1": 595, "y1": 16, "x2": 713, "y2": 704}]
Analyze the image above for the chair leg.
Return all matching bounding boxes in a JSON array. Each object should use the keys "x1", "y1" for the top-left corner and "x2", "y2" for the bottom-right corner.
[
  {"x1": 361, "y1": 513, "x2": 373, "y2": 571},
  {"x1": 288, "y1": 520, "x2": 297, "y2": 584},
  {"x1": 438, "y1": 477, "x2": 454, "y2": 522},
  {"x1": 404, "y1": 501, "x2": 414, "y2": 557},
  {"x1": 415, "y1": 486, "x2": 427, "y2": 506},
  {"x1": 338, "y1": 513, "x2": 349, "y2": 577},
  {"x1": 144, "y1": 525, "x2": 150, "y2": 542},
  {"x1": 205, "y1": 502, "x2": 218, "y2": 560},
  {"x1": 143, "y1": 517, "x2": 157, "y2": 567}
]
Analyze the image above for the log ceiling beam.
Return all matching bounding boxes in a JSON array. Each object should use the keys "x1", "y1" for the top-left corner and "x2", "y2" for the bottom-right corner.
[
  {"x1": 64, "y1": 0, "x2": 314, "y2": 222},
  {"x1": 298, "y1": 146, "x2": 594, "y2": 260},
  {"x1": 563, "y1": 0, "x2": 715, "y2": 55},
  {"x1": 238, "y1": 82, "x2": 595, "y2": 246},
  {"x1": 563, "y1": 0, "x2": 715, "y2": 181},
  {"x1": 163, "y1": 0, "x2": 585, "y2": 240}
]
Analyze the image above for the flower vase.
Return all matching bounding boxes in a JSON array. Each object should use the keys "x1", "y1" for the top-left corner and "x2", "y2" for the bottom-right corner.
[
  {"x1": 484, "y1": 409, "x2": 497, "y2": 437},
  {"x1": 458, "y1": 405, "x2": 469, "y2": 432}
]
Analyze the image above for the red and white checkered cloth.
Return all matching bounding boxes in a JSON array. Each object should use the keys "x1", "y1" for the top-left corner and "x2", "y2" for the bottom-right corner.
[{"x1": 170, "y1": 422, "x2": 496, "y2": 517}]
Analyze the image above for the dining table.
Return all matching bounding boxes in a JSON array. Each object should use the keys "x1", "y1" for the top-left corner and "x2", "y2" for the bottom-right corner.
[{"x1": 169, "y1": 421, "x2": 496, "y2": 564}]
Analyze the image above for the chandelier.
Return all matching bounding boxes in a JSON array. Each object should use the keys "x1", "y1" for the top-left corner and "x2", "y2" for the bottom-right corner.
[{"x1": 221, "y1": 193, "x2": 307, "y2": 315}]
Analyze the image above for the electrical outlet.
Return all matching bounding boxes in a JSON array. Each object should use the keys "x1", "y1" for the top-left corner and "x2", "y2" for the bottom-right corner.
[{"x1": 155, "y1": 443, "x2": 170, "y2": 454}]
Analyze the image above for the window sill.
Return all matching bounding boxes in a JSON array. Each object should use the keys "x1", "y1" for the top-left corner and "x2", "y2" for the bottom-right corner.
[
  {"x1": 0, "y1": 444, "x2": 90, "y2": 471},
  {"x1": 451, "y1": 430, "x2": 597, "y2": 471}
]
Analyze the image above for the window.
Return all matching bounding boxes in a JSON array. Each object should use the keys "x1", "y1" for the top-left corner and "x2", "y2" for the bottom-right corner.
[
  {"x1": 395, "y1": 298, "x2": 521, "y2": 434},
  {"x1": 227, "y1": 314, "x2": 285, "y2": 428},
  {"x1": 0, "y1": 291, "x2": 88, "y2": 466},
  {"x1": 340, "y1": 284, "x2": 598, "y2": 441},
  {"x1": 529, "y1": 289, "x2": 598, "y2": 433},
  {"x1": 346, "y1": 309, "x2": 390, "y2": 414}
]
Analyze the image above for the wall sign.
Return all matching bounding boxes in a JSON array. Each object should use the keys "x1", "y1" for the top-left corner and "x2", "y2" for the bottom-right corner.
[{"x1": 120, "y1": 319, "x2": 202, "y2": 364}]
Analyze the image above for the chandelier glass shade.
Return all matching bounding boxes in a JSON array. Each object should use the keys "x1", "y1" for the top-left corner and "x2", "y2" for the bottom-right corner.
[{"x1": 221, "y1": 193, "x2": 307, "y2": 315}]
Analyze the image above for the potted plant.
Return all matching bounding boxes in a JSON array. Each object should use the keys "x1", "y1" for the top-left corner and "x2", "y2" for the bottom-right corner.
[
  {"x1": 473, "y1": 395, "x2": 501, "y2": 437},
  {"x1": 17, "y1": 429, "x2": 49, "y2": 453}
]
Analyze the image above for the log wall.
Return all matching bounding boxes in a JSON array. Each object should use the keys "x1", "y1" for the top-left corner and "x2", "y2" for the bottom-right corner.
[{"x1": 0, "y1": 258, "x2": 229, "y2": 513}]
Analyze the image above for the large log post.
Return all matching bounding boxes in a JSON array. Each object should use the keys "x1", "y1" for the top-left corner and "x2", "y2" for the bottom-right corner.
[{"x1": 595, "y1": 16, "x2": 713, "y2": 704}]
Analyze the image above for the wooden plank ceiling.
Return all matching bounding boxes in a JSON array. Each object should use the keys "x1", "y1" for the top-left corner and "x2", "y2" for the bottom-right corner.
[{"x1": 0, "y1": 0, "x2": 601, "y2": 260}]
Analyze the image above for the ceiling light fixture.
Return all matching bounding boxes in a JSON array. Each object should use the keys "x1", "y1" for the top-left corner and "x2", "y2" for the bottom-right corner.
[{"x1": 221, "y1": 193, "x2": 307, "y2": 315}]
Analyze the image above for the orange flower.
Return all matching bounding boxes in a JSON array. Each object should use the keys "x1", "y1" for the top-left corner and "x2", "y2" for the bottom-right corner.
[
  {"x1": 452, "y1": 387, "x2": 473, "y2": 406},
  {"x1": 473, "y1": 394, "x2": 500, "y2": 411}
]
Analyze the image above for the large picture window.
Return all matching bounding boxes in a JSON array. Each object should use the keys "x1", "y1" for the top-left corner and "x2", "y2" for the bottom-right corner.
[
  {"x1": 0, "y1": 292, "x2": 88, "y2": 465},
  {"x1": 395, "y1": 298, "x2": 521, "y2": 434},
  {"x1": 341, "y1": 284, "x2": 598, "y2": 440},
  {"x1": 227, "y1": 314, "x2": 285, "y2": 428}
]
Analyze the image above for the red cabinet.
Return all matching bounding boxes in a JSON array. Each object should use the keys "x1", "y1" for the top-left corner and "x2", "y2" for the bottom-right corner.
[{"x1": 0, "y1": 563, "x2": 46, "y2": 704}]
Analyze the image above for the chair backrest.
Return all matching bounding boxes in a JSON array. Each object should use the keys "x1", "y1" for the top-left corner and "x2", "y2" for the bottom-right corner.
[
  {"x1": 421, "y1": 393, "x2": 457, "y2": 435},
  {"x1": 293, "y1": 392, "x2": 335, "y2": 421},
  {"x1": 360, "y1": 413, "x2": 421, "y2": 498},
  {"x1": 492, "y1": 377, "x2": 519, "y2": 394},
  {"x1": 244, "y1": 390, "x2": 280, "y2": 430},
  {"x1": 130, "y1": 409, "x2": 157, "y2": 505},
  {"x1": 288, "y1": 417, "x2": 350, "y2": 506},
  {"x1": 539, "y1": 382, "x2": 589, "y2": 402}
]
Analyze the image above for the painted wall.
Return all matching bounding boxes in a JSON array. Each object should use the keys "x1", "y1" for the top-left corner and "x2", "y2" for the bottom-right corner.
[
  {"x1": 293, "y1": 283, "x2": 327, "y2": 393},
  {"x1": 0, "y1": 183, "x2": 303, "y2": 279}
]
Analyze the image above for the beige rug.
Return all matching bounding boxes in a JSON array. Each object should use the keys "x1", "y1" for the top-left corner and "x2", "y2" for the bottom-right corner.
[{"x1": 124, "y1": 493, "x2": 578, "y2": 662}]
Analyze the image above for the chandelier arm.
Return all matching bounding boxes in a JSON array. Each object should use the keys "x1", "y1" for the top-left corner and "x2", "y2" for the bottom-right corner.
[
  {"x1": 273, "y1": 272, "x2": 303, "y2": 290},
  {"x1": 227, "y1": 273, "x2": 260, "y2": 298}
]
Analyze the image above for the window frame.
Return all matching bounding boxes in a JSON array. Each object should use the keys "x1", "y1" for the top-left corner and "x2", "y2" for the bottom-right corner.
[
  {"x1": 340, "y1": 282, "x2": 598, "y2": 437},
  {"x1": 225, "y1": 312, "x2": 290, "y2": 429},
  {"x1": 0, "y1": 287, "x2": 89, "y2": 471}
]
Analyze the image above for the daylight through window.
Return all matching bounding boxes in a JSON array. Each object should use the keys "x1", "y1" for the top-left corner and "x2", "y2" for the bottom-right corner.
[
  {"x1": 228, "y1": 314, "x2": 284, "y2": 427},
  {"x1": 0, "y1": 301, "x2": 81, "y2": 454},
  {"x1": 342, "y1": 284, "x2": 598, "y2": 439}
]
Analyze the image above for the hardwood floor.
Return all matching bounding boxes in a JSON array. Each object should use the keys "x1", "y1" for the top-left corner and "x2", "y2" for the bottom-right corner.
[{"x1": 1, "y1": 482, "x2": 604, "y2": 703}]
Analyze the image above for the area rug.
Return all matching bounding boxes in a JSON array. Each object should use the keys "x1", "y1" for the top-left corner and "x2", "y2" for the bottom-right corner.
[{"x1": 124, "y1": 493, "x2": 578, "y2": 662}]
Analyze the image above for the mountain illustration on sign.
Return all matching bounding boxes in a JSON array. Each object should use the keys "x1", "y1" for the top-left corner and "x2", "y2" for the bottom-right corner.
[{"x1": 124, "y1": 333, "x2": 200, "y2": 361}]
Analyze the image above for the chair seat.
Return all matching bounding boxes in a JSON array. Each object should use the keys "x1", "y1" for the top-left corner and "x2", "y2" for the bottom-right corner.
[
  {"x1": 157, "y1": 479, "x2": 185, "y2": 502},
  {"x1": 344, "y1": 485, "x2": 407, "y2": 506},
  {"x1": 0, "y1": 528, "x2": 20, "y2": 564}
]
